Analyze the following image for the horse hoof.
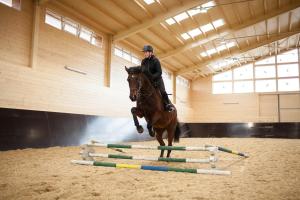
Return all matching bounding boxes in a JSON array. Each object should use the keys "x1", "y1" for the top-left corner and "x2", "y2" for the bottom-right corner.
[
  {"x1": 137, "y1": 126, "x2": 144, "y2": 134},
  {"x1": 149, "y1": 131, "x2": 155, "y2": 137}
]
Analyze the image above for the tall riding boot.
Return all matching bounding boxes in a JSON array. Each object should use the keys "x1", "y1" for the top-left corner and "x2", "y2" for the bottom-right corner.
[{"x1": 161, "y1": 92, "x2": 175, "y2": 112}]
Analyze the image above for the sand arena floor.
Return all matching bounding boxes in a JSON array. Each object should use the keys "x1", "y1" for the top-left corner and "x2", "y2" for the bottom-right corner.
[{"x1": 1, "y1": 138, "x2": 300, "y2": 200}]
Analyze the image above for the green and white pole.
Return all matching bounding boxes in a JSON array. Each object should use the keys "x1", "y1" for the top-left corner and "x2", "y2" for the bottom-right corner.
[
  {"x1": 88, "y1": 141, "x2": 218, "y2": 152},
  {"x1": 80, "y1": 152, "x2": 217, "y2": 163}
]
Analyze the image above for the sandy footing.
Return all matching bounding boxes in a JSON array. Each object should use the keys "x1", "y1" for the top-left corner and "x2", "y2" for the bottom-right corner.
[{"x1": 1, "y1": 138, "x2": 300, "y2": 200}]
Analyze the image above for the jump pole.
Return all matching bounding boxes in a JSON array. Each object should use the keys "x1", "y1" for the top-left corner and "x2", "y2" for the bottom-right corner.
[
  {"x1": 71, "y1": 160, "x2": 231, "y2": 175},
  {"x1": 205, "y1": 145, "x2": 249, "y2": 158},
  {"x1": 80, "y1": 152, "x2": 218, "y2": 163},
  {"x1": 87, "y1": 141, "x2": 218, "y2": 152}
]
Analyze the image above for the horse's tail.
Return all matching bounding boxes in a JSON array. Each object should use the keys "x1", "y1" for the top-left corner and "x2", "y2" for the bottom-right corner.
[{"x1": 174, "y1": 121, "x2": 181, "y2": 143}]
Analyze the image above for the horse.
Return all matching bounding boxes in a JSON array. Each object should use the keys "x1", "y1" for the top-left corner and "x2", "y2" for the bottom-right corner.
[{"x1": 125, "y1": 66, "x2": 181, "y2": 158}]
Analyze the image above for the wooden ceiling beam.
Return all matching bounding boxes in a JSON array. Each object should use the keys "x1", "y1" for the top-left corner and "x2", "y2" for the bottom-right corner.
[
  {"x1": 38, "y1": 0, "x2": 51, "y2": 5},
  {"x1": 157, "y1": 2, "x2": 300, "y2": 60},
  {"x1": 232, "y1": 1, "x2": 300, "y2": 30},
  {"x1": 176, "y1": 28, "x2": 300, "y2": 75},
  {"x1": 113, "y1": 0, "x2": 209, "y2": 42}
]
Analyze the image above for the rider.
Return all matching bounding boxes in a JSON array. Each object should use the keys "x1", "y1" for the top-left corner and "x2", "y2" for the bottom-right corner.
[{"x1": 141, "y1": 45, "x2": 175, "y2": 112}]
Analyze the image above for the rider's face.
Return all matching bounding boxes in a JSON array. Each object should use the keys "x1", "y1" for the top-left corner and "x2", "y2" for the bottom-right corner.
[{"x1": 144, "y1": 51, "x2": 152, "y2": 58}]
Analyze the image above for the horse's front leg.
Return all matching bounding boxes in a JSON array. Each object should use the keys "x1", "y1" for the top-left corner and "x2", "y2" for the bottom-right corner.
[{"x1": 131, "y1": 107, "x2": 144, "y2": 133}]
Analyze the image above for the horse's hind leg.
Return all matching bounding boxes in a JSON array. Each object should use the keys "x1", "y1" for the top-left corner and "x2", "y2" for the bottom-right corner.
[{"x1": 155, "y1": 128, "x2": 165, "y2": 157}]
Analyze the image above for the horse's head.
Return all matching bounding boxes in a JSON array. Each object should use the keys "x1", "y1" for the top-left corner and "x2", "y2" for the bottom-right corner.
[{"x1": 125, "y1": 66, "x2": 142, "y2": 101}]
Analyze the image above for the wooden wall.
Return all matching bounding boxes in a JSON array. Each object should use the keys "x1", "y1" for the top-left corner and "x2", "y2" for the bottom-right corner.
[
  {"x1": 190, "y1": 76, "x2": 300, "y2": 122},
  {"x1": 0, "y1": 1, "x2": 191, "y2": 120}
]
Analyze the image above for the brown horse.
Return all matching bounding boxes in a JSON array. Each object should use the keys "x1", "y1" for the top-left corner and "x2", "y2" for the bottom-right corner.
[{"x1": 125, "y1": 66, "x2": 180, "y2": 158}]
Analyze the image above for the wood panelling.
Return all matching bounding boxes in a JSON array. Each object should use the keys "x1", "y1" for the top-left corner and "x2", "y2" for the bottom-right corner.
[
  {"x1": 190, "y1": 76, "x2": 300, "y2": 122},
  {"x1": 0, "y1": 1, "x2": 192, "y2": 121}
]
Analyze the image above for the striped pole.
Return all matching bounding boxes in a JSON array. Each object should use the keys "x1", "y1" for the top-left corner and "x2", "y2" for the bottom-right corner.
[
  {"x1": 205, "y1": 145, "x2": 249, "y2": 158},
  {"x1": 87, "y1": 142, "x2": 218, "y2": 152},
  {"x1": 80, "y1": 152, "x2": 217, "y2": 163},
  {"x1": 71, "y1": 160, "x2": 231, "y2": 175}
]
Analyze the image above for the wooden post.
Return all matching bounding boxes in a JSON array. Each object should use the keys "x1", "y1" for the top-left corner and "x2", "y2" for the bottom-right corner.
[
  {"x1": 104, "y1": 34, "x2": 112, "y2": 87},
  {"x1": 172, "y1": 72, "x2": 176, "y2": 104},
  {"x1": 30, "y1": 0, "x2": 40, "y2": 69}
]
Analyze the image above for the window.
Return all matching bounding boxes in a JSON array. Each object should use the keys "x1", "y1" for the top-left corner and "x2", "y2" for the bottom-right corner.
[
  {"x1": 277, "y1": 49, "x2": 298, "y2": 63},
  {"x1": 123, "y1": 50, "x2": 131, "y2": 62},
  {"x1": 132, "y1": 56, "x2": 140, "y2": 65},
  {"x1": 177, "y1": 76, "x2": 190, "y2": 88},
  {"x1": 114, "y1": 46, "x2": 141, "y2": 65},
  {"x1": 63, "y1": 19, "x2": 78, "y2": 35},
  {"x1": 255, "y1": 56, "x2": 275, "y2": 65},
  {"x1": 277, "y1": 78, "x2": 299, "y2": 91},
  {"x1": 213, "y1": 82, "x2": 232, "y2": 94},
  {"x1": 114, "y1": 47, "x2": 123, "y2": 57},
  {"x1": 212, "y1": 71, "x2": 232, "y2": 81},
  {"x1": 255, "y1": 80, "x2": 276, "y2": 92},
  {"x1": 80, "y1": 27, "x2": 92, "y2": 42},
  {"x1": 233, "y1": 64, "x2": 253, "y2": 80},
  {"x1": 0, "y1": 0, "x2": 20, "y2": 10},
  {"x1": 277, "y1": 64, "x2": 299, "y2": 77},
  {"x1": 234, "y1": 81, "x2": 254, "y2": 93},
  {"x1": 45, "y1": 11, "x2": 62, "y2": 30},
  {"x1": 45, "y1": 9, "x2": 103, "y2": 47},
  {"x1": 255, "y1": 66, "x2": 276, "y2": 79},
  {"x1": 163, "y1": 70, "x2": 172, "y2": 92}
]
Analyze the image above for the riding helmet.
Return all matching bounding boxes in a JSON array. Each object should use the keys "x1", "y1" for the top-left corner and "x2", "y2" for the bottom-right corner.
[{"x1": 142, "y1": 45, "x2": 153, "y2": 52}]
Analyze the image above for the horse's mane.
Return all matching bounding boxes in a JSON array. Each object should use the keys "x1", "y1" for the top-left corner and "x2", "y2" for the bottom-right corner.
[{"x1": 127, "y1": 66, "x2": 142, "y2": 74}]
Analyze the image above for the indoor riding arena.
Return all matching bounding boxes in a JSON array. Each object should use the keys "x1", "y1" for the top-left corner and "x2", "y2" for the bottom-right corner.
[{"x1": 1, "y1": 0, "x2": 300, "y2": 200}]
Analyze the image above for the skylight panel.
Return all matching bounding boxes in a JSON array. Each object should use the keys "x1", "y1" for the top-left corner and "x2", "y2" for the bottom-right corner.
[
  {"x1": 174, "y1": 12, "x2": 189, "y2": 23},
  {"x1": 188, "y1": 28, "x2": 202, "y2": 37},
  {"x1": 144, "y1": 0, "x2": 155, "y2": 5},
  {"x1": 181, "y1": 33, "x2": 190, "y2": 40},
  {"x1": 226, "y1": 42, "x2": 236, "y2": 48},
  {"x1": 202, "y1": 1, "x2": 215, "y2": 9},
  {"x1": 200, "y1": 23, "x2": 214, "y2": 33},
  {"x1": 200, "y1": 52, "x2": 208, "y2": 57},
  {"x1": 216, "y1": 45, "x2": 226, "y2": 51},
  {"x1": 212, "y1": 19, "x2": 225, "y2": 28},
  {"x1": 187, "y1": 8, "x2": 201, "y2": 17},
  {"x1": 207, "y1": 48, "x2": 217, "y2": 55},
  {"x1": 165, "y1": 18, "x2": 176, "y2": 25}
]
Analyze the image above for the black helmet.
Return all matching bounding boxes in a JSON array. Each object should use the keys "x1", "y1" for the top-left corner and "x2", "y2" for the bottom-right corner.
[{"x1": 142, "y1": 45, "x2": 153, "y2": 52}]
